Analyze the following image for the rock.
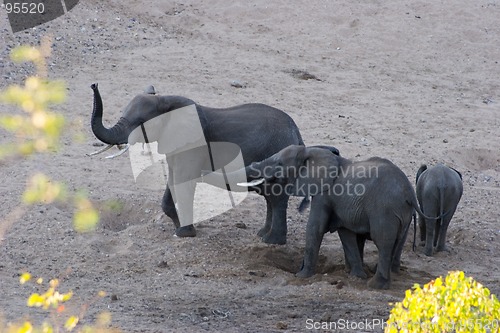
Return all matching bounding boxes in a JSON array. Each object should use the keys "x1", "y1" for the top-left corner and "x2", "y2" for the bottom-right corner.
[
  {"x1": 230, "y1": 80, "x2": 245, "y2": 88},
  {"x1": 235, "y1": 222, "x2": 247, "y2": 229},
  {"x1": 276, "y1": 321, "x2": 288, "y2": 329}
]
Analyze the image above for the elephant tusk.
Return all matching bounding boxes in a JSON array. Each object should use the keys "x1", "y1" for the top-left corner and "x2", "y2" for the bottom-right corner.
[
  {"x1": 237, "y1": 178, "x2": 265, "y2": 187},
  {"x1": 86, "y1": 144, "x2": 114, "y2": 156},
  {"x1": 105, "y1": 144, "x2": 130, "y2": 159}
]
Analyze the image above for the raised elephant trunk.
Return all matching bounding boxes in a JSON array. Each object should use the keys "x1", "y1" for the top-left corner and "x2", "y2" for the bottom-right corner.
[{"x1": 90, "y1": 83, "x2": 132, "y2": 145}]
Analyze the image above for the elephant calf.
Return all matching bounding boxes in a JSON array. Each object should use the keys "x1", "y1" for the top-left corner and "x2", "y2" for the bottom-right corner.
[
  {"x1": 238, "y1": 145, "x2": 426, "y2": 289},
  {"x1": 416, "y1": 164, "x2": 463, "y2": 256}
]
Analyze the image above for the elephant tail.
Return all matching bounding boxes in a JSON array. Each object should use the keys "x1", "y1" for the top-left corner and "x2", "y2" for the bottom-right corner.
[
  {"x1": 408, "y1": 195, "x2": 445, "y2": 221},
  {"x1": 412, "y1": 211, "x2": 417, "y2": 252},
  {"x1": 437, "y1": 185, "x2": 446, "y2": 239}
]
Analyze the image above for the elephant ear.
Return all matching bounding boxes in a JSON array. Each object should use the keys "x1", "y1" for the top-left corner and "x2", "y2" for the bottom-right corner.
[
  {"x1": 293, "y1": 147, "x2": 340, "y2": 197},
  {"x1": 128, "y1": 104, "x2": 207, "y2": 156},
  {"x1": 416, "y1": 164, "x2": 428, "y2": 184},
  {"x1": 157, "y1": 104, "x2": 207, "y2": 156}
]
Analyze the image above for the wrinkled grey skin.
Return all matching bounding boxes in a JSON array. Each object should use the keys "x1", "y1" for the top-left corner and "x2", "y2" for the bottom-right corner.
[
  {"x1": 416, "y1": 164, "x2": 463, "y2": 256},
  {"x1": 89, "y1": 83, "x2": 304, "y2": 244},
  {"x1": 240, "y1": 145, "x2": 425, "y2": 289}
]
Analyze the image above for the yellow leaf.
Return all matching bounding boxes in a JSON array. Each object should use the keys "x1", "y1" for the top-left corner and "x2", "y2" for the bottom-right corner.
[
  {"x1": 49, "y1": 279, "x2": 59, "y2": 288},
  {"x1": 64, "y1": 315, "x2": 79, "y2": 331},
  {"x1": 18, "y1": 321, "x2": 33, "y2": 333},
  {"x1": 42, "y1": 322, "x2": 54, "y2": 333},
  {"x1": 61, "y1": 291, "x2": 73, "y2": 302},
  {"x1": 27, "y1": 293, "x2": 44, "y2": 307},
  {"x1": 20, "y1": 272, "x2": 32, "y2": 284}
]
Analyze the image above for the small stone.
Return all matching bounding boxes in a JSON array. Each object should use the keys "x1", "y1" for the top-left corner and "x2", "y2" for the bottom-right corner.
[
  {"x1": 157, "y1": 260, "x2": 168, "y2": 268},
  {"x1": 235, "y1": 222, "x2": 247, "y2": 229},
  {"x1": 111, "y1": 294, "x2": 118, "y2": 301},
  {"x1": 249, "y1": 271, "x2": 266, "y2": 277},
  {"x1": 230, "y1": 80, "x2": 244, "y2": 88},
  {"x1": 443, "y1": 139, "x2": 449, "y2": 143},
  {"x1": 320, "y1": 312, "x2": 332, "y2": 322},
  {"x1": 276, "y1": 321, "x2": 288, "y2": 329}
]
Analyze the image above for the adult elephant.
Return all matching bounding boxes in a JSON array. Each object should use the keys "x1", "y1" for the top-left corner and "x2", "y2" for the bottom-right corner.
[
  {"x1": 236, "y1": 145, "x2": 426, "y2": 289},
  {"x1": 89, "y1": 83, "x2": 304, "y2": 244}
]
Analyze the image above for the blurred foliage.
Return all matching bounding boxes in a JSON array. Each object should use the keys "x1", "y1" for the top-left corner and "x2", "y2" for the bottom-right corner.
[
  {"x1": 0, "y1": 38, "x2": 99, "y2": 232},
  {"x1": 0, "y1": 39, "x2": 112, "y2": 332},
  {"x1": 0, "y1": 273, "x2": 120, "y2": 333},
  {"x1": 0, "y1": 37, "x2": 65, "y2": 158},
  {"x1": 73, "y1": 191, "x2": 99, "y2": 233},
  {"x1": 385, "y1": 271, "x2": 500, "y2": 333}
]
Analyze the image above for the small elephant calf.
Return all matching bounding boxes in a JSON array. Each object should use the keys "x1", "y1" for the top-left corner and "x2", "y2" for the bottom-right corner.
[{"x1": 416, "y1": 164, "x2": 463, "y2": 256}]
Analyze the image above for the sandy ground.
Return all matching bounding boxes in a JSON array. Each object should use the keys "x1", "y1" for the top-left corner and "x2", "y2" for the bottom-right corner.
[{"x1": 1, "y1": 0, "x2": 499, "y2": 332}]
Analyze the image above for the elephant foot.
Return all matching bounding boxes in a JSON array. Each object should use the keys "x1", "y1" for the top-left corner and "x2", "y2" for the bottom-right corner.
[
  {"x1": 257, "y1": 226, "x2": 270, "y2": 238},
  {"x1": 296, "y1": 268, "x2": 314, "y2": 279},
  {"x1": 348, "y1": 267, "x2": 367, "y2": 280},
  {"x1": 391, "y1": 263, "x2": 401, "y2": 274},
  {"x1": 175, "y1": 225, "x2": 197, "y2": 238},
  {"x1": 436, "y1": 245, "x2": 450, "y2": 253},
  {"x1": 368, "y1": 275, "x2": 390, "y2": 290},
  {"x1": 261, "y1": 231, "x2": 286, "y2": 245},
  {"x1": 424, "y1": 247, "x2": 433, "y2": 257}
]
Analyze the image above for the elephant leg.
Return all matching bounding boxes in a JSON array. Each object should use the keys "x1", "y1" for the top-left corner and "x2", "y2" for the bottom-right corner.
[
  {"x1": 368, "y1": 244, "x2": 393, "y2": 289},
  {"x1": 357, "y1": 234, "x2": 366, "y2": 264},
  {"x1": 162, "y1": 176, "x2": 196, "y2": 238},
  {"x1": 296, "y1": 197, "x2": 330, "y2": 278},
  {"x1": 338, "y1": 229, "x2": 367, "y2": 279},
  {"x1": 165, "y1": 153, "x2": 204, "y2": 238},
  {"x1": 418, "y1": 214, "x2": 426, "y2": 244},
  {"x1": 436, "y1": 212, "x2": 454, "y2": 252},
  {"x1": 162, "y1": 186, "x2": 179, "y2": 228},
  {"x1": 169, "y1": 178, "x2": 198, "y2": 237},
  {"x1": 391, "y1": 218, "x2": 411, "y2": 273},
  {"x1": 257, "y1": 197, "x2": 273, "y2": 238},
  {"x1": 261, "y1": 193, "x2": 289, "y2": 245},
  {"x1": 162, "y1": 174, "x2": 196, "y2": 237},
  {"x1": 368, "y1": 218, "x2": 398, "y2": 289},
  {"x1": 424, "y1": 218, "x2": 435, "y2": 256},
  {"x1": 433, "y1": 218, "x2": 441, "y2": 247}
]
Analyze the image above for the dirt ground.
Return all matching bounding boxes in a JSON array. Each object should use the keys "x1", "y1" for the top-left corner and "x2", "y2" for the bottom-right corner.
[{"x1": 1, "y1": 0, "x2": 499, "y2": 332}]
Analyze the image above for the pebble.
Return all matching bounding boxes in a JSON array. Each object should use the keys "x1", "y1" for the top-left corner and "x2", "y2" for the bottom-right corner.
[
  {"x1": 235, "y1": 222, "x2": 247, "y2": 229},
  {"x1": 230, "y1": 80, "x2": 245, "y2": 88}
]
